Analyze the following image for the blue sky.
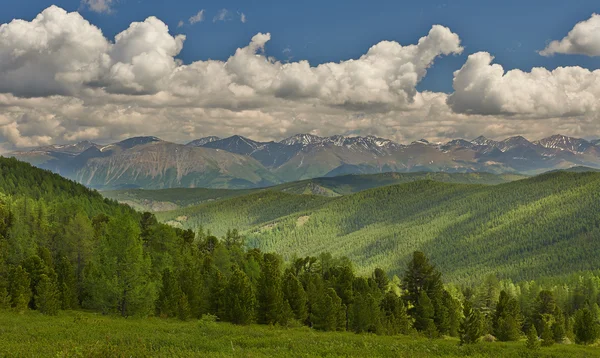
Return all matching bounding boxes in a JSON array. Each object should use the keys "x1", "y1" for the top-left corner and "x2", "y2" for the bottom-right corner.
[
  {"x1": 2, "y1": 0, "x2": 598, "y2": 93},
  {"x1": 0, "y1": 0, "x2": 600, "y2": 147}
]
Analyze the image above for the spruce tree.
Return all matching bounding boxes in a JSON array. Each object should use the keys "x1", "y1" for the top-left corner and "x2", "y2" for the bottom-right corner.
[
  {"x1": 380, "y1": 291, "x2": 411, "y2": 335},
  {"x1": 415, "y1": 291, "x2": 437, "y2": 337},
  {"x1": 156, "y1": 268, "x2": 182, "y2": 318},
  {"x1": 402, "y1": 251, "x2": 445, "y2": 334},
  {"x1": 258, "y1": 253, "x2": 285, "y2": 325},
  {"x1": 540, "y1": 320, "x2": 554, "y2": 347},
  {"x1": 525, "y1": 325, "x2": 540, "y2": 350},
  {"x1": 35, "y1": 274, "x2": 59, "y2": 315},
  {"x1": 282, "y1": 271, "x2": 308, "y2": 322},
  {"x1": 311, "y1": 287, "x2": 344, "y2": 331},
  {"x1": 224, "y1": 267, "x2": 255, "y2": 325},
  {"x1": 573, "y1": 307, "x2": 600, "y2": 345},
  {"x1": 85, "y1": 215, "x2": 155, "y2": 317},
  {"x1": 459, "y1": 301, "x2": 482, "y2": 345},
  {"x1": 493, "y1": 291, "x2": 522, "y2": 341},
  {"x1": 56, "y1": 256, "x2": 78, "y2": 310},
  {"x1": 8, "y1": 265, "x2": 30, "y2": 312}
]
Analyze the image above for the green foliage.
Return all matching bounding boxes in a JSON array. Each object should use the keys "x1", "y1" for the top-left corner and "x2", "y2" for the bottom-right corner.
[
  {"x1": 257, "y1": 253, "x2": 285, "y2": 325},
  {"x1": 460, "y1": 300, "x2": 482, "y2": 345},
  {"x1": 282, "y1": 271, "x2": 308, "y2": 322},
  {"x1": 35, "y1": 274, "x2": 59, "y2": 315},
  {"x1": 158, "y1": 172, "x2": 600, "y2": 284},
  {"x1": 573, "y1": 307, "x2": 599, "y2": 345},
  {"x1": 526, "y1": 325, "x2": 540, "y2": 350},
  {"x1": 224, "y1": 267, "x2": 255, "y2": 325},
  {"x1": 493, "y1": 291, "x2": 522, "y2": 341},
  {"x1": 8, "y1": 265, "x2": 30, "y2": 312}
]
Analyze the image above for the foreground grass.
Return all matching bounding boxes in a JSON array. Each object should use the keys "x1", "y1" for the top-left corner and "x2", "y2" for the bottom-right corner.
[{"x1": 0, "y1": 310, "x2": 599, "y2": 357}]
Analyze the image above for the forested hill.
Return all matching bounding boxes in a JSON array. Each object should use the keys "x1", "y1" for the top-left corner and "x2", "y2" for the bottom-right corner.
[
  {"x1": 158, "y1": 170, "x2": 600, "y2": 284},
  {"x1": 103, "y1": 171, "x2": 525, "y2": 212}
]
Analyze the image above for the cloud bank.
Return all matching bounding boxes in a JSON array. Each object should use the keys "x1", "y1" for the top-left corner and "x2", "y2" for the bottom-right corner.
[{"x1": 0, "y1": 6, "x2": 599, "y2": 149}]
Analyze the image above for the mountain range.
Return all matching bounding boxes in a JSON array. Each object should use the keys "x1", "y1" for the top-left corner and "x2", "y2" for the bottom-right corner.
[{"x1": 7, "y1": 133, "x2": 600, "y2": 189}]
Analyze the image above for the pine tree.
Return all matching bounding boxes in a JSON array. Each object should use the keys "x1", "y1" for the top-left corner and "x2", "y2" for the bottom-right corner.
[
  {"x1": 224, "y1": 267, "x2": 255, "y2": 325},
  {"x1": 573, "y1": 307, "x2": 600, "y2": 345},
  {"x1": 459, "y1": 301, "x2": 482, "y2": 345},
  {"x1": 525, "y1": 325, "x2": 540, "y2": 350},
  {"x1": 551, "y1": 308, "x2": 566, "y2": 343},
  {"x1": 350, "y1": 277, "x2": 382, "y2": 334},
  {"x1": 35, "y1": 274, "x2": 59, "y2": 315},
  {"x1": 540, "y1": 320, "x2": 554, "y2": 347},
  {"x1": 414, "y1": 291, "x2": 437, "y2": 337},
  {"x1": 493, "y1": 291, "x2": 522, "y2": 341},
  {"x1": 156, "y1": 268, "x2": 182, "y2": 318},
  {"x1": 56, "y1": 256, "x2": 78, "y2": 310},
  {"x1": 8, "y1": 265, "x2": 30, "y2": 312},
  {"x1": 282, "y1": 271, "x2": 308, "y2": 322},
  {"x1": 443, "y1": 290, "x2": 461, "y2": 337},
  {"x1": 380, "y1": 291, "x2": 411, "y2": 335},
  {"x1": 85, "y1": 215, "x2": 155, "y2": 317},
  {"x1": 177, "y1": 293, "x2": 191, "y2": 321},
  {"x1": 311, "y1": 287, "x2": 344, "y2": 331},
  {"x1": 258, "y1": 253, "x2": 285, "y2": 325},
  {"x1": 402, "y1": 251, "x2": 445, "y2": 334},
  {"x1": 372, "y1": 268, "x2": 389, "y2": 293}
]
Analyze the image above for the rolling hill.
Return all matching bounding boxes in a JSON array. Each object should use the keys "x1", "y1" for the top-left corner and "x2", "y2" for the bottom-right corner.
[
  {"x1": 156, "y1": 171, "x2": 600, "y2": 284},
  {"x1": 103, "y1": 171, "x2": 526, "y2": 212}
]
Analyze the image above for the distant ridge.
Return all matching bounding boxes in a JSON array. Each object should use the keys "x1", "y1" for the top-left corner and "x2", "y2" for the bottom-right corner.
[{"x1": 9, "y1": 133, "x2": 600, "y2": 189}]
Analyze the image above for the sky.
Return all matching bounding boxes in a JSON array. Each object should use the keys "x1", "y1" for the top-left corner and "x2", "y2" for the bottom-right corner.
[{"x1": 0, "y1": 0, "x2": 599, "y2": 149}]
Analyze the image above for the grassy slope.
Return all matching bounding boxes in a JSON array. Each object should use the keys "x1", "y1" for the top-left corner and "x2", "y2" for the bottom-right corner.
[
  {"x1": 158, "y1": 172, "x2": 600, "y2": 284},
  {"x1": 106, "y1": 172, "x2": 524, "y2": 212},
  {"x1": 1, "y1": 310, "x2": 597, "y2": 358}
]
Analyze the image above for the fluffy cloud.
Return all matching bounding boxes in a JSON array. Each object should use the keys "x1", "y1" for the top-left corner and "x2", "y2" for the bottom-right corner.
[
  {"x1": 540, "y1": 14, "x2": 600, "y2": 56},
  {"x1": 448, "y1": 52, "x2": 600, "y2": 117},
  {"x1": 2, "y1": 6, "x2": 600, "y2": 149},
  {"x1": 240, "y1": 13, "x2": 247, "y2": 23}
]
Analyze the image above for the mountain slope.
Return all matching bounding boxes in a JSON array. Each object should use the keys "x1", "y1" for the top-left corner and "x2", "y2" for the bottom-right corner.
[
  {"x1": 157, "y1": 171, "x2": 600, "y2": 284},
  {"x1": 104, "y1": 171, "x2": 525, "y2": 212},
  {"x1": 74, "y1": 141, "x2": 280, "y2": 190},
  {"x1": 11, "y1": 133, "x2": 600, "y2": 189}
]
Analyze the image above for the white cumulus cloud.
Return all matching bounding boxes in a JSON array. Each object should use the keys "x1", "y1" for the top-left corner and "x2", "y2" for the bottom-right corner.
[
  {"x1": 448, "y1": 52, "x2": 600, "y2": 117},
  {"x1": 540, "y1": 14, "x2": 600, "y2": 57}
]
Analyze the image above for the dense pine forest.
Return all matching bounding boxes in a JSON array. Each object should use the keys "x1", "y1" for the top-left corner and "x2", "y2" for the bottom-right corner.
[
  {"x1": 156, "y1": 171, "x2": 600, "y2": 284},
  {"x1": 1, "y1": 156, "x2": 600, "y2": 356}
]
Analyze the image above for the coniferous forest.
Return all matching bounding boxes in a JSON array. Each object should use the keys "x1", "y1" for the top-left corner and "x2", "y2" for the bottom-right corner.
[{"x1": 1, "y1": 157, "x2": 600, "y2": 357}]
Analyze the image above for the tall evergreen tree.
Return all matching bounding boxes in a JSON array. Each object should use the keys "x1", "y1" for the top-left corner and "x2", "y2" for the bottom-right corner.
[
  {"x1": 414, "y1": 291, "x2": 437, "y2": 337},
  {"x1": 224, "y1": 267, "x2": 255, "y2": 325},
  {"x1": 282, "y1": 271, "x2": 308, "y2": 322},
  {"x1": 85, "y1": 215, "x2": 155, "y2": 317},
  {"x1": 311, "y1": 287, "x2": 345, "y2": 331},
  {"x1": 573, "y1": 307, "x2": 599, "y2": 345},
  {"x1": 258, "y1": 253, "x2": 285, "y2": 325},
  {"x1": 56, "y1": 256, "x2": 78, "y2": 310},
  {"x1": 8, "y1": 265, "x2": 30, "y2": 312},
  {"x1": 402, "y1": 251, "x2": 445, "y2": 333},
  {"x1": 380, "y1": 291, "x2": 411, "y2": 335},
  {"x1": 459, "y1": 301, "x2": 482, "y2": 345},
  {"x1": 35, "y1": 274, "x2": 59, "y2": 315},
  {"x1": 525, "y1": 325, "x2": 540, "y2": 350},
  {"x1": 493, "y1": 290, "x2": 522, "y2": 341}
]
